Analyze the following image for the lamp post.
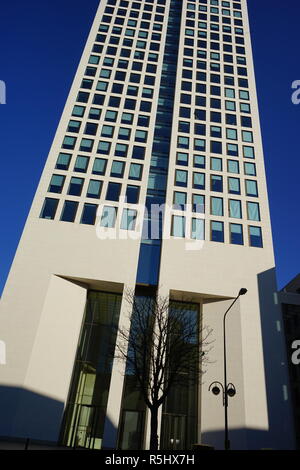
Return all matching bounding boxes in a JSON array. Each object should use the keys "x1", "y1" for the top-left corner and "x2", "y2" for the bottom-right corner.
[{"x1": 209, "y1": 288, "x2": 247, "y2": 450}]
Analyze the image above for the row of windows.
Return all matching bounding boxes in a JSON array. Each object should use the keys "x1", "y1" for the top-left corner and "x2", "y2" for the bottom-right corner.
[
  {"x1": 177, "y1": 136, "x2": 255, "y2": 155},
  {"x1": 48, "y1": 171, "x2": 143, "y2": 199},
  {"x1": 173, "y1": 171, "x2": 258, "y2": 196},
  {"x1": 176, "y1": 154, "x2": 256, "y2": 174},
  {"x1": 77, "y1": 90, "x2": 153, "y2": 111},
  {"x1": 62, "y1": 130, "x2": 148, "y2": 153},
  {"x1": 173, "y1": 192, "x2": 261, "y2": 221},
  {"x1": 40, "y1": 198, "x2": 263, "y2": 249},
  {"x1": 171, "y1": 216, "x2": 263, "y2": 248},
  {"x1": 177, "y1": 123, "x2": 253, "y2": 139}
]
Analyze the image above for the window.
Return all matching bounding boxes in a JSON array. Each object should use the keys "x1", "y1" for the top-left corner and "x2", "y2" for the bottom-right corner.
[
  {"x1": 171, "y1": 215, "x2": 185, "y2": 238},
  {"x1": 118, "y1": 127, "x2": 131, "y2": 140},
  {"x1": 121, "y1": 209, "x2": 137, "y2": 230},
  {"x1": 192, "y1": 218, "x2": 205, "y2": 240},
  {"x1": 227, "y1": 160, "x2": 239, "y2": 174},
  {"x1": 247, "y1": 202, "x2": 260, "y2": 221},
  {"x1": 135, "y1": 130, "x2": 148, "y2": 143},
  {"x1": 243, "y1": 146, "x2": 255, "y2": 159},
  {"x1": 101, "y1": 206, "x2": 117, "y2": 228},
  {"x1": 62, "y1": 136, "x2": 76, "y2": 150},
  {"x1": 132, "y1": 146, "x2": 146, "y2": 160},
  {"x1": 48, "y1": 174, "x2": 65, "y2": 194},
  {"x1": 229, "y1": 199, "x2": 242, "y2": 218},
  {"x1": 192, "y1": 194, "x2": 205, "y2": 213},
  {"x1": 173, "y1": 191, "x2": 187, "y2": 210},
  {"x1": 101, "y1": 125, "x2": 114, "y2": 138},
  {"x1": 175, "y1": 169, "x2": 188, "y2": 187},
  {"x1": 111, "y1": 161, "x2": 125, "y2": 178},
  {"x1": 227, "y1": 143, "x2": 238, "y2": 156},
  {"x1": 245, "y1": 180, "x2": 258, "y2": 197},
  {"x1": 106, "y1": 182, "x2": 121, "y2": 201},
  {"x1": 211, "y1": 221, "x2": 224, "y2": 242},
  {"x1": 178, "y1": 136, "x2": 189, "y2": 149},
  {"x1": 129, "y1": 163, "x2": 143, "y2": 180},
  {"x1": 87, "y1": 180, "x2": 102, "y2": 199},
  {"x1": 80, "y1": 204, "x2": 98, "y2": 225},
  {"x1": 211, "y1": 157, "x2": 222, "y2": 171},
  {"x1": 230, "y1": 223, "x2": 243, "y2": 245},
  {"x1": 228, "y1": 177, "x2": 240, "y2": 194},
  {"x1": 210, "y1": 126, "x2": 222, "y2": 138},
  {"x1": 72, "y1": 105, "x2": 85, "y2": 117},
  {"x1": 249, "y1": 226, "x2": 263, "y2": 248},
  {"x1": 194, "y1": 139, "x2": 206, "y2": 151},
  {"x1": 211, "y1": 174, "x2": 223, "y2": 192},
  {"x1": 89, "y1": 108, "x2": 101, "y2": 120},
  {"x1": 242, "y1": 130, "x2": 253, "y2": 143},
  {"x1": 176, "y1": 152, "x2": 188, "y2": 166},
  {"x1": 40, "y1": 198, "x2": 59, "y2": 220},
  {"x1": 68, "y1": 177, "x2": 84, "y2": 196},
  {"x1": 126, "y1": 185, "x2": 140, "y2": 204},
  {"x1": 194, "y1": 155, "x2": 205, "y2": 168},
  {"x1": 74, "y1": 156, "x2": 89, "y2": 173},
  {"x1": 60, "y1": 201, "x2": 79, "y2": 223},
  {"x1": 226, "y1": 128, "x2": 237, "y2": 140},
  {"x1": 80, "y1": 138, "x2": 94, "y2": 152},
  {"x1": 56, "y1": 153, "x2": 71, "y2": 170},
  {"x1": 193, "y1": 172, "x2": 205, "y2": 190},
  {"x1": 211, "y1": 140, "x2": 222, "y2": 154},
  {"x1": 115, "y1": 143, "x2": 128, "y2": 158},
  {"x1": 211, "y1": 196, "x2": 223, "y2": 216},
  {"x1": 244, "y1": 162, "x2": 256, "y2": 176},
  {"x1": 92, "y1": 158, "x2": 107, "y2": 175},
  {"x1": 97, "y1": 141, "x2": 111, "y2": 155}
]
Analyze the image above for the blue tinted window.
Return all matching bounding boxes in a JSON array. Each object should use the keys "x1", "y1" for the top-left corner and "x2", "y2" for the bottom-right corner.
[{"x1": 40, "y1": 198, "x2": 59, "y2": 220}]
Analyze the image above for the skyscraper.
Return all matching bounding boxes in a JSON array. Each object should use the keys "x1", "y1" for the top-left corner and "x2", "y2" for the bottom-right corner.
[{"x1": 0, "y1": 0, "x2": 295, "y2": 450}]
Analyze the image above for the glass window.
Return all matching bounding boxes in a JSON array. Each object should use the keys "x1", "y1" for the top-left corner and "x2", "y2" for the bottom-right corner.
[
  {"x1": 194, "y1": 138, "x2": 206, "y2": 151},
  {"x1": 115, "y1": 143, "x2": 128, "y2": 158},
  {"x1": 80, "y1": 204, "x2": 98, "y2": 225},
  {"x1": 194, "y1": 155, "x2": 205, "y2": 168},
  {"x1": 175, "y1": 169, "x2": 188, "y2": 187},
  {"x1": 247, "y1": 202, "x2": 260, "y2": 221},
  {"x1": 243, "y1": 146, "x2": 255, "y2": 159},
  {"x1": 40, "y1": 198, "x2": 59, "y2": 220},
  {"x1": 101, "y1": 206, "x2": 117, "y2": 228},
  {"x1": 118, "y1": 127, "x2": 131, "y2": 140},
  {"x1": 178, "y1": 136, "x2": 189, "y2": 149},
  {"x1": 132, "y1": 146, "x2": 146, "y2": 160},
  {"x1": 211, "y1": 196, "x2": 223, "y2": 216},
  {"x1": 245, "y1": 180, "x2": 258, "y2": 197},
  {"x1": 126, "y1": 185, "x2": 140, "y2": 204},
  {"x1": 226, "y1": 128, "x2": 237, "y2": 140},
  {"x1": 176, "y1": 152, "x2": 188, "y2": 166},
  {"x1": 211, "y1": 221, "x2": 224, "y2": 242},
  {"x1": 129, "y1": 163, "x2": 143, "y2": 180},
  {"x1": 211, "y1": 174, "x2": 223, "y2": 192},
  {"x1": 60, "y1": 201, "x2": 79, "y2": 223},
  {"x1": 55, "y1": 153, "x2": 71, "y2": 170},
  {"x1": 62, "y1": 136, "x2": 76, "y2": 150},
  {"x1": 192, "y1": 218, "x2": 205, "y2": 240},
  {"x1": 121, "y1": 209, "x2": 137, "y2": 230},
  {"x1": 230, "y1": 223, "x2": 243, "y2": 245},
  {"x1": 92, "y1": 158, "x2": 107, "y2": 175},
  {"x1": 227, "y1": 160, "x2": 239, "y2": 174},
  {"x1": 211, "y1": 157, "x2": 222, "y2": 171},
  {"x1": 229, "y1": 199, "x2": 242, "y2": 218},
  {"x1": 101, "y1": 125, "x2": 114, "y2": 138},
  {"x1": 227, "y1": 143, "x2": 238, "y2": 156},
  {"x1": 242, "y1": 130, "x2": 253, "y2": 143},
  {"x1": 74, "y1": 156, "x2": 89, "y2": 173},
  {"x1": 228, "y1": 177, "x2": 241, "y2": 194},
  {"x1": 173, "y1": 191, "x2": 187, "y2": 210},
  {"x1": 89, "y1": 108, "x2": 101, "y2": 120},
  {"x1": 72, "y1": 105, "x2": 85, "y2": 117},
  {"x1": 249, "y1": 226, "x2": 263, "y2": 248},
  {"x1": 68, "y1": 177, "x2": 84, "y2": 196},
  {"x1": 87, "y1": 180, "x2": 102, "y2": 199},
  {"x1": 48, "y1": 174, "x2": 65, "y2": 193},
  {"x1": 97, "y1": 141, "x2": 111, "y2": 155},
  {"x1": 106, "y1": 182, "x2": 121, "y2": 201},
  {"x1": 80, "y1": 138, "x2": 94, "y2": 152},
  {"x1": 111, "y1": 161, "x2": 125, "y2": 178},
  {"x1": 244, "y1": 162, "x2": 256, "y2": 176},
  {"x1": 193, "y1": 172, "x2": 205, "y2": 190},
  {"x1": 192, "y1": 194, "x2": 205, "y2": 213},
  {"x1": 171, "y1": 215, "x2": 185, "y2": 238}
]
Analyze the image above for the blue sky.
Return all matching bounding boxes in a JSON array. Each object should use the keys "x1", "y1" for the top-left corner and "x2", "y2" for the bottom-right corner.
[{"x1": 0, "y1": 0, "x2": 299, "y2": 294}]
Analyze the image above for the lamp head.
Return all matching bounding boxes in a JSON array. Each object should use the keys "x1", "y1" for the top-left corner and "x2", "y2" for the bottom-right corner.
[{"x1": 239, "y1": 288, "x2": 247, "y2": 296}]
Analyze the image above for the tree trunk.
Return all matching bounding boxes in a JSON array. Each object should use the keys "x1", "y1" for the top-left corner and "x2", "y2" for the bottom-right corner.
[{"x1": 149, "y1": 406, "x2": 159, "y2": 450}]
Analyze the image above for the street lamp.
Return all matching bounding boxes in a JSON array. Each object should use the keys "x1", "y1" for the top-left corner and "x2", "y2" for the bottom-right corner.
[{"x1": 209, "y1": 288, "x2": 247, "y2": 450}]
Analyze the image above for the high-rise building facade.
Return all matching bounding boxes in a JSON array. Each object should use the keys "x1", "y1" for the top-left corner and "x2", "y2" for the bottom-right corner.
[{"x1": 0, "y1": 0, "x2": 295, "y2": 450}]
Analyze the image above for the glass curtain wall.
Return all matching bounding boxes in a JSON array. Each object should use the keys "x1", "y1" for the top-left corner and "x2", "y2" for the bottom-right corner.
[{"x1": 61, "y1": 291, "x2": 122, "y2": 449}]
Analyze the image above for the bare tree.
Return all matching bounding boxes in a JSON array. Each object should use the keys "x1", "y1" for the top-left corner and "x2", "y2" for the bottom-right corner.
[{"x1": 115, "y1": 289, "x2": 212, "y2": 451}]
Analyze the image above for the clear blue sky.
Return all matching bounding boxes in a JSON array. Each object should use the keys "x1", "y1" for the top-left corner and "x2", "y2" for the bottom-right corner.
[{"x1": 0, "y1": 0, "x2": 299, "y2": 294}]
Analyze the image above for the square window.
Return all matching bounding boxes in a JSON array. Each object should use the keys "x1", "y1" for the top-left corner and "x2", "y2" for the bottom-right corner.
[
  {"x1": 60, "y1": 201, "x2": 79, "y2": 223},
  {"x1": 121, "y1": 209, "x2": 137, "y2": 230},
  {"x1": 129, "y1": 163, "x2": 143, "y2": 180},
  {"x1": 106, "y1": 182, "x2": 121, "y2": 201},
  {"x1": 87, "y1": 180, "x2": 102, "y2": 199},
  {"x1": 40, "y1": 198, "x2": 59, "y2": 220},
  {"x1": 81, "y1": 204, "x2": 98, "y2": 225},
  {"x1": 230, "y1": 223, "x2": 244, "y2": 245},
  {"x1": 48, "y1": 174, "x2": 65, "y2": 194},
  {"x1": 56, "y1": 153, "x2": 71, "y2": 171},
  {"x1": 126, "y1": 185, "x2": 140, "y2": 204},
  {"x1": 211, "y1": 221, "x2": 224, "y2": 242},
  {"x1": 92, "y1": 158, "x2": 107, "y2": 175},
  {"x1": 68, "y1": 177, "x2": 84, "y2": 196}
]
